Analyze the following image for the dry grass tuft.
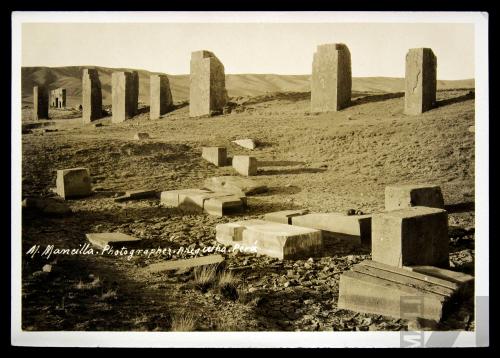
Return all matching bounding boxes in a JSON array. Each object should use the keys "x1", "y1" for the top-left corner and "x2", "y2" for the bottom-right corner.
[{"x1": 170, "y1": 312, "x2": 196, "y2": 332}]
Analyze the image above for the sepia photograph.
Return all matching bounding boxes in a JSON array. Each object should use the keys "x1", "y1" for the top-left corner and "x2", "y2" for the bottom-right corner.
[{"x1": 11, "y1": 11, "x2": 489, "y2": 347}]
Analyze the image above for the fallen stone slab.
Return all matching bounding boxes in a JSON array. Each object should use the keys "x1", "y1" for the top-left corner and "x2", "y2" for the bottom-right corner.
[
  {"x1": 202, "y1": 147, "x2": 227, "y2": 166},
  {"x1": 232, "y1": 155, "x2": 258, "y2": 176},
  {"x1": 114, "y1": 189, "x2": 157, "y2": 202},
  {"x1": 144, "y1": 254, "x2": 225, "y2": 274},
  {"x1": 161, "y1": 188, "x2": 246, "y2": 217},
  {"x1": 291, "y1": 212, "x2": 371, "y2": 246},
  {"x1": 134, "y1": 132, "x2": 150, "y2": 140},
  {"x1": 385, "y1": 184, "x2": 444, "y2": 211},
  {"x1": 263, "y1": 209, "x2": 310, "y2": 225},
  {"x1": 232, "y1": 138, "x2": 257, "y2": 150},
  {"x1": 203, "y1": 176, "x2": 267, "y2": 196},
  {"x1": 372, "y1": 206, "x2": 449, "y2": 268},
  {"x1": 216, "y1": 219, "x2": 323, "y2": 260},
  {"x1": 85, "y1": 232, "x2": 141, "y2": 249},
  {"x1": 56, "y1": 167, "x2": 92, "y2": 200},
  {"x1": 338, "y1": 260, "x2": 463, "y2": 323},
  {"x1": 22, "y1": 197, "x2": 72, "y2": 215}
]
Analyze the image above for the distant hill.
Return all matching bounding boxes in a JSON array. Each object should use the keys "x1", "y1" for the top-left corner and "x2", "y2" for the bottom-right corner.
[{"x1": 21, "y1": 66, "x2": 475, "y2": 107}]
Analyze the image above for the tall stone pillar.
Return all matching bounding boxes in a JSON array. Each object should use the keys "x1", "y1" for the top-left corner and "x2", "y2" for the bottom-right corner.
[
  {"x1": 189, "y1": 50, "x2": 227, "y2": 117},
  {"x1": 112, "y1": 71, "x2": 139, "y2": 123},
  {"x1": 33, "y1": 85, "x2": 49, "y2": 121},
  {"x1": 82, "y1": 69, "x2": 103, "y2": 123},
  {"x1": 150, "y1": 74, "x2": 173, "y2": 120},
  {"x1": 404, "y1": 48, "x2": 437, "y2": 115},
  {"x1": 311, "y1": 43, "x2": 352, "y2": 112}
]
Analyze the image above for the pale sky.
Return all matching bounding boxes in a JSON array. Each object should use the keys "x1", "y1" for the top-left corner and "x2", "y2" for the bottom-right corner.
[{"x1": 22, "y1": 22, "x2": 475, "y2": 79}]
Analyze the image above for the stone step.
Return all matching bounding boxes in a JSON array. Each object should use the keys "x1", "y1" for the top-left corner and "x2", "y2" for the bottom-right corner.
[
  {"x1": 338, "y1": 260, "x2": 472, "y2": 323},
  {"x1": 144, "y1": 254, "x2": 224, "y2": 273}
]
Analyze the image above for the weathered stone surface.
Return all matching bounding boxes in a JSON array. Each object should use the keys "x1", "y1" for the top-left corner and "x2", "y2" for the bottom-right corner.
[
  {"x1": 338, "y1": 260, "x2": 459, "y2": 323},
  {"x1": 144, "y1": 255, "x2": 224, "y2": 273},
  {"x1": 114, "y1": 189, "x2": 157, "y2": 202},
  {"x1": 133, "y1": 132, "x2": 150, "y2": 140},
  {"x1": 232, "y1": 155, "x2": 258, "y2": 176},
  {"x1": 404, "y1": 265, "x2": 474, "y2": 297},
  {"x1": 160, "y1": 188, "x2": 245, "y2": 217},
  {"x1": 203, "y1": 176, "x2": 267, "y2": 196},
  {"x1": 189, "y1": 50, "x2": 227, "y2": 117},
  {"x1": 216, "y1": 219, "x2": 323, "y2": 260},
  {"x1": 86, "y1": 232, "x2": 141, "y2": 249},
  {"x1": 372, "y1": 206, "x2": 449, "y2": 268},
  {"x1": 202, "y1": 147, "x2": 227, "y2": 166},
  {"x1": 82, "y1": 69, "x2": 103, "y2": 123},
  {"x1": 33, "y1": 86, "x2": 49, "y2": 120},
  {"x1": 232, "y1": 138, "x2": 257, "y2": 150},
  {"x1": 385, "y1": 184, "x2": 444, "y2": 211},
  {"x1": 22, "y1": 197, "x2": 72, "y2": 215},
  {"x1": 311, "y1": 43, "x2": 352, "y2": 112},
  {"x1": 264, "y1": 210, "x2": 310, "y2": 225},
  {"x1": 112, "y1": 71, "x2": 139, "y2": 123},
  {"x1": 291, "y1": 212, "x2": 371, "y2": 246},
  {"x1": 50, "y1": 88, "x2": 66, "y2": 108},
  {"x1": 404, "y1": 48, "x2": 437, "y2": 115},
  {"x1": 150, "y1": 74, "x2": 173, "y2": 120},
  {"x1": 56, "y1": 167, "x2": 92, "y2": 200}
]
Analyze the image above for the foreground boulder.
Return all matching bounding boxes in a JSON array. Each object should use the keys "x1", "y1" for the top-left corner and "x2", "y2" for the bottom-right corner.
[{"x1": 216, "y1": 219, "x2": 323, "y2": 260}]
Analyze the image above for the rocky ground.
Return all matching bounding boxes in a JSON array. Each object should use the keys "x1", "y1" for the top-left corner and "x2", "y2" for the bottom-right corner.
[{"x1": 20, "y1": 88, "x2": 475, "y2": 331}]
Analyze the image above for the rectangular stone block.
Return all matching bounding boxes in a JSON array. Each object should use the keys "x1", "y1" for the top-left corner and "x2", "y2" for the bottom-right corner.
[
  {"x1": 385, "y1": 184, "x2": 445, "y2": 211},
  {"x1": 372, "y1": 206, "x2": 449, "y2": 268},
  {"x1": 311, "y1": 43, "x2": 352, "y2": 112},
  {"x1": 264, "y1": 210, "x2": 310, "y2": 225},
  {"x1": 338, "y1": 260, "x2": 458, "y2": 323},
  {"x1": 33, "y1": 86, "x2": 49, "y2": 120},
  {"x1": 404, "y1": 48, "x2": 437, "y2": 115},
  {"x1": 144, "y1": 254, "x2": 224, "y2": 274},
  {"x1": 150, "y1": 74, "x2": 173, "y2": 120},
  {"x1": 160, "y1": 188, "x2": 245, "y2": 216},
  {"x1": 232, "y1": 155, "x2": 258, "y2": 176},
  {"x1": 189, "y1": 50, "x2": 227, "y2": 117},
  {"x1": 86, "y1": 232, "x2": 141, "y2": 250},
  {"x1": 203, "y1": 176, "x2": 268, "y2": 196},
  {"x1": 82, "y1": 69, "x2": 103, "y2": 123},
  {"x1": 290, "y1": 212, "x2": 371, "y2": 246},
  {"x1": 202, "y1": 147, "x2": 227, "y2": 166},
  {"x1": 56, "y1": 167, "x2": 92, "y2": 199},
  {"x1": 112, "y1": 71, "x2": 139, "y2": 123},
  {"x1": 216, "y1": 219, "x2": 323, "y2": 260}
]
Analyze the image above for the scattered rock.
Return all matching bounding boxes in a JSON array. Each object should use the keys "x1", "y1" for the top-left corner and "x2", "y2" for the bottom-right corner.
[
  {"x1": 134, "y1": 132, "x2": 150, "y2": 140},
  {"x1": 42, "y1": 264, "x2": 52, "y2": 273},
  {"x1": 468, "y1": 126, "x2": 474, "y2": 133},
  {"x1": 346, "y1": 209, "x2": 356, "y2": 216}
]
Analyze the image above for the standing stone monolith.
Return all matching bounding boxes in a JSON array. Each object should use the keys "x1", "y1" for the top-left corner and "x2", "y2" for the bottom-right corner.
[
  {"x1": 33, "y1": 85, "x2": 49, "y2": 120},
  {"x1": 112, "y1": 71, "x2": 139, "y2": 123},
  {"x1": 311, "y1": 43, "x2": 352, "y2": 113},
  {"x1": 189, "y1": 50, "x2": 227, "y2": 117},
  {"x1": 404, "y1": 48, "x2": 437, "y2": 115},
  {"x1": 150, "y1": 74, "x2": 173, "y2": 120},
  {"x1": 82, "y1": 69, "x2": 103, "y2": 123}
]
